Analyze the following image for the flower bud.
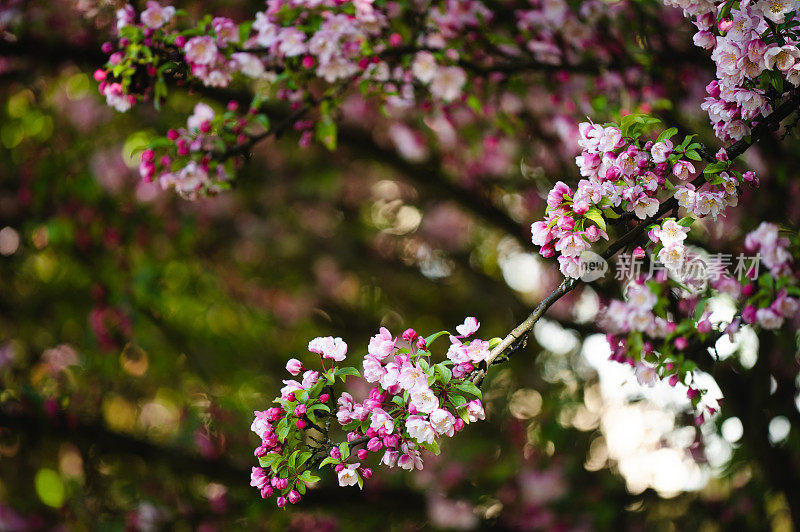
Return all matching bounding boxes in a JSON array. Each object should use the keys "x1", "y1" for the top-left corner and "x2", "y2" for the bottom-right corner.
[
  {"x1": 319, "y1": 393, "x2": 330, "y2": 403},
  {"x1": 294, "y1": 404, "x2": 307, "y2": 416},
  {"x1": 357, "y1": 449, "x2": 368, "y2": 460},
  {"x1": 276, "y1": 496, "x2": 287, "y2": 508},
  {"x1": 367, "y1": 437, "x2": 383, "y2": 452},
  {"x1": 416, "y1": 336, "x2": 427, "y2": 350},
  {"x1": 361, "y1": 468, "x2": 373, "y2": 479},
  {"x1": 286, "y1": 358, "x2": 303, "y2": 375},
  {"x1": 402, "y1": 328, "x2": 417, "y2": 343},
  {"x1": 295, "y1": 419, "x2": 306, "y2": 429},
  {"x1": 330, "y1": 448, "x2": 341, "y2": 459},
  {"x1": 674, "y1": 337, "x2": 688, "y2": 350},
  {"x1": 287, "y1": 490, "x2": 301, "y2": 504}
]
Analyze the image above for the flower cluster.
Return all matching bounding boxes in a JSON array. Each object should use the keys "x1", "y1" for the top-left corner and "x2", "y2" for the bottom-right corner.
[
  {"x1": 598, "y1": 222, "x2": 799, "y2": 424},
  {"x1": 138, "y1": 102, "x2": 270, "y2": 198},
  {"x1": 664, "y1": 0, "x2": 800, "y2": 142},
  {"x1": 250, "y1": 318, "x2": 489, "y2": 506},
  {"x1": 530, "y1": 116, "x2": 755, "y2": 278}
]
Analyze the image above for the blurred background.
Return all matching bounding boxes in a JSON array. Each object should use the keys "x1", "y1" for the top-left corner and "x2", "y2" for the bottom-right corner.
[{"x1": 1, "y1": 0, "x2": 799, "y2": 530}]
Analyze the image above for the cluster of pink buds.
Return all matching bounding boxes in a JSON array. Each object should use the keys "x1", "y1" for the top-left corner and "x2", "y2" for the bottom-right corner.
[{"x1": 250, "y1": 318, "x2": 490, "y2": 506}]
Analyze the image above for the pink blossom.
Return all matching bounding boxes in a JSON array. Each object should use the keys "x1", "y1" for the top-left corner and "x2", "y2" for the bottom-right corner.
[
  {"x1": 429, "y1": 408, "x2": 456, "y2": 436},
  {"x1": 406, "y1": 415, "x2": 435, "y2": 444},
  {"x1": 285, "y1": 358, "x2": 302, "y2": 375},
  {"x1": 141, "y1": 1, "x2": 176, "y2": 29},
  {"x1": 466, "y1": 399, "x2": 485, "y2": 422},
  {"x1": 363, "y1": 355, "x2": 385, "y2": 383},
  {"x1": 398, "y1": 362, "x2": 429, "y2": 393},
  {"x1": 455, "y1": 316, "x2": 480, "y2": 337},
  {"x1": 337, "y1": 463, "x2": 360, "y2": 486},
  {"x1": 184, "y1": 36, "x2": 218, "y2": 65},
  {"x1": 368, "y1": 327, "x2": 396, "y2": 358},
  {"x1": 308, "y1": 336, "x2": 347, "y2": 361}
]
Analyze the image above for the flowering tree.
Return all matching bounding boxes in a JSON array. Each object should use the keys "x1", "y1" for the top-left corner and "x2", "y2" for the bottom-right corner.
[{"x1": 2, "y1": 0, "x2": 800, "y2": 528}]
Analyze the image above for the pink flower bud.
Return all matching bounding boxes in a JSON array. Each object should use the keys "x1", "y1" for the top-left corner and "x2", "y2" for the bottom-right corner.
[
  {"x1": 295, "y1": 419, "x2": 306, "y2": 429},
  {"x1": 633, "y1": 246, "x2": 645, "y2": 259},
  {"x1": 357, "y1": 449, "x2": 368, "y2": 460},
  {"x1": 454, "y1": 418, "x2": 465, "y2": 431},
  {"x1": 93, "y1": 69, "x2": 107, "y2": 82},
  {"x1": 320, "y1": 393, "x2": 329, "y2": 403},
  {"x1": 742, "y1": 304, "x2": 757, "y2": 323},
  {"x1": 174, "y1": 35, "x2": 187, "y2": 47},
  {"x1": 416, "y1": 336, "x2": 427, "y2": 350},
  {"x1": 276, "y1": 496, "x2": 287, "y2": 508},
  {"x1": 402, "y1": 328, "x2": 417, "y2": 342},
  {"x1": 408, "y1": 403, "x2": 418, "y2": 415},
  {"x1": 697, "y1": 320, "x2": 712, "y2": 334},
  {"x1": 361, "y1": 468, "x2": 373, "y2": 479},
  {"x1": 200, "y1": 120, "x2": 212, "y2": 133},
  {"x1": 286, "y1": 358, "x2": 303, "y2": 375},
  {"x1": 294, "y1": 404, "x2": 307, "y2": 416},
  {"x1": 674, "y1": 337, "x2": 688, "y2": 350},
  {"x1": 334, "y1": 464, "x2": 344, "y2": 472},
  {"x1": 383, "y1": 434, "x2": 399, "y2": 448},
  {"x1": 389, "y1": 33, "x2": 402, "y2": 46},
  {"x1": 573, "y1": 200, "x2": 589, "y2": 216},
  {"x1": 227, "y1": 100, "x2": 239, "y2": 112},
  {"x1": 302, "y1": 55, "x2": 316, "y2": 69},
  {"x1": 166, "y1": 129, "x2": 179, "y2": 141},
  {"x1": 668, "y1": 374, "x2": 679, "y2": 387},
  {"x1": 101, "y1": 42, "x2": 114, "y2": 54},
  {"x1": 260, "y1": 485, "x2": 273, "y2": 498},
  {"x1": 367, "y1": 437, "x2": 383, "y2": 452},
  {"x1": 330, "y1": 448, "x2": 341, "y2": 459},
  {"x1": 287, "y1": 490, "x2": 301, "y2": 504},
  {"x1": 585, "y1": 225, "x2": 601, "y2": 242},
  {"x1": 687, "y1": 388, "x2": 699, "y2": 400}
]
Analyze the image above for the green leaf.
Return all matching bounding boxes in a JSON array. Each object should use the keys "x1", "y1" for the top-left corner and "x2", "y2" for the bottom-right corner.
[
  {"x1": 335, "y1": 367, "x2": 361, "y2": 379},
  {"x1": 147, "y1": 137, "x2": 172, "y2": 149},
  {"x1": 420, "y1": 440, "x2": 441, "y2": 455},
  {"x1": 656, "y1": 127, "x2": 678, "y2": 143},
  {"x1": 288, "y1": 450, "x2": 300, "y2": 469},
  {"x1": 466, "y1": 95, "x2": 483, "y2": 114},
  {"x1": 685, "y1": 150, "x2": 702, "y2": 161},
  {"x1": 677, "y1": 217, "x2": 695, "y2": 227},
  {"x1": 449, "y1": 394, "x2": 467, "y2": 408},
  {"x1": 319, "y1": 456, "x2": 338, "y2": 468},
  {"x1": 315, "y1": 118, "x2": 337, "y2": 150},
  {"x1": 583, "y1": 207, "x2": 607, "y2": 232},
  {"x1": 307, "y1": 403, "x2": 331, "y2": 414},
  {"x1": 435, "y1": 363, "x2": 452, "y2": 384},
  {"x1": 694, "y1": 299, "x2": 707, "y2": 323},
  {"x1": 424, "y1": 330, "x2": 451, "y2": 348},
  {"x1": 238, "y1": 20, "x2": 253, "y2": 43},
  {"x1": 703, "y1": 161, "x2": 727, "y2": 174},
  {"x1": 454, "y1": 380, "x2": 482, "y2": 398},
  {"x1": 339, "y1": 442, "x2": 350, "y2": 460},
  {"x1": 255, "y1": 114, "x2": 270, "y2": 131}
]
